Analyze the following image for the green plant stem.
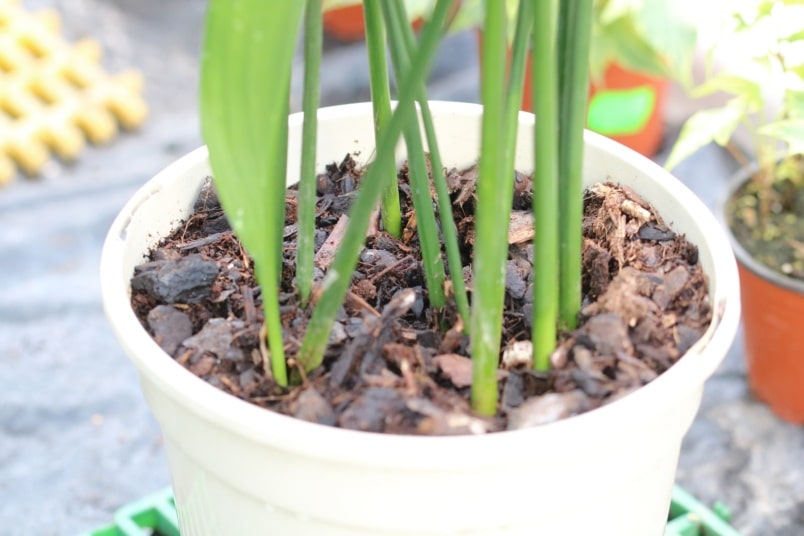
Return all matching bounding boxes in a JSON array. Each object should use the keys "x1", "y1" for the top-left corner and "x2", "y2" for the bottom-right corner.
[
  {"x1": 297, "y1": 0, "x2": 324, "y2": 305},
  {"x1": 363, "y1": 0, "x2": 402, "y2": 238},
  {"x1": 470, "y1": 0, "x2": 508, "y2": 416},
  {"x1": 380, "y1": 0, "x2": 447, "y2": 310},
  {"x1": 385, "y1": 0, "x2": 470, "y2": 325},
  {"x1": 530, "y1": 0, "x2": 559, "y2": 372},
  {"x1": 502, "y1": 0, "x2": 532, "y2": 160},
  {"x1": 297, "y1": 0, "x2": 454, "y2": 372},
  {"x1": 557, "y1": 0, "x2": 593, "y2": 331},
  {"x1": 398, "y1": 121, "x2": 448, "y2": 310}
]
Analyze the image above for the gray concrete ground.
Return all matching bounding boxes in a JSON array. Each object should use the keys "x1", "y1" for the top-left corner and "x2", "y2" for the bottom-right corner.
[{"x1": 0, "y1": 1, "x2": 801, "y2": 534}]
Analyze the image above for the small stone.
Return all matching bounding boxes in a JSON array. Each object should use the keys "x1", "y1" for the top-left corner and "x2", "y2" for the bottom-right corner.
[
  {"x1": 202, "y1": 214, "x2": 230, "y2": 235},
  {"x1": 293, "y1": 388, "x2": 336, "y2": 426},
  {"x1": 676, "y1": 324, "x2": 703, "y2": 354},
  {"x1": 502, "y1": 372, "x2": 524, "y2": 408},
  {"x1": 193, "y1": 177, "x2": 220, "y2": 211},
  {"x1": 188, "y1": 355, "x2": 215, "y2": 377},
  {"x1": 360, "y1": 248, "x2": 397, "y2": 268},
  {"x1": 653, "y1": 265, "x2": 690, "y2": 310},
  {"x1": 131, "y1": 254, "x2": 219, "y2": 304},
  {"x1": 434, "y1": 353, "x2": 474, "y2": 388},
  {"x1": 183, "y1": 318, "x2": 242, "y2": 359},
  {"x1": 507, "y1": 391, "x2": 589, "y2": 429},
  {"x1": 238, "y1": 369, "x2": 257, "y2": 391},
  {"x1": 578, "y1": 313, "x2": 633, "y2": 357},
  {"x1": 502, "y1": 340, "x2": 533, "y2": 369},
  {"x1": 570, "y1": 369, "x2": 605, "y2": 397},
  {"x1": 550, "y1": 344, "x2": 569, "y2": 369},
  {"x1": 146, "y1": 305, "x2": 192, "y2": 356},
  {"x1": 637, "y1": 222, "x2": 676, "y2": 241},
  {"x1": 338, "y1": 387, "x2": 405, "y2": 432},
  {"x1": 505, "y1": 259, "x2": 528, "y2": 300},
  {"x1": 407, "y1": 398, "x2": 494, "y2": 435},
  {"x1": 328, "y1": 321, "x2": 348, "y2": 345}
]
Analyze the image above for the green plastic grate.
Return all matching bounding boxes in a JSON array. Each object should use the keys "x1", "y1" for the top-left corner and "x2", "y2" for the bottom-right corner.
[
  {"x1": 79, "y1": 487, "x2": 178, "y2": 536},
  {"x1": 81, "y1": 485, "x2": 740, "y2": 535},
  {"x1": 665, "y1": 486, "x2": 742, "y2": 536}
]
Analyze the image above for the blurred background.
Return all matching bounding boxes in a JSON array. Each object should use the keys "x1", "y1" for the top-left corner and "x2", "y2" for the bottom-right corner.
[{"x1": 0, "y1": 1, "x2": 802, "y2": 534}]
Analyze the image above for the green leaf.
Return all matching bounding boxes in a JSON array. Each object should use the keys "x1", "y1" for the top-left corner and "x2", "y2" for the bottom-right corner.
[
  {"x1": 665, "y1": 103, "x2": 745, "y2": 170},
  {"x1": 759, "y1": 119, "x2": 804, "y2": 154},
  {"x1": 633, "y1": 0, "x2": 696, "y2": 85},
  {"x1": 691, "y1": 74, "x2": 763, "y2": 110},
  {"x1": 780, "y1": 27, "x2": 804, "y2": 42},
  {"x1": 200, "y1": 0, "x2": 305, "y2": 385},
  {"x1": 597, "y1": 0, "x2": 641, "y2": 25},
  {"x1": 595, "y1": 15, "x2": 668, "y2": 78},
  {"x1": 785, "y1": 89, "x2": 804, "y2": 118},
  {"x1": 757, "y1": 0, "x2": 776, "y2": 18},
  {"x1": 298, "y1": 0, "x2": 455, "y2": 373},
  {"x1": 297, "y1": 0, "x2": 324, "y2": 305},
  {"x1": 201, "y1": 0, "x2": 303, "y2": 269},
  {"x1": 790, "y1": 64, "x2": 804, "y2": 82}
]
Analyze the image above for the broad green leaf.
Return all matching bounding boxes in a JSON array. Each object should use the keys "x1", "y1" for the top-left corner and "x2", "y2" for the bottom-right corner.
[
  {"x1": 780, "y1": 28, "x2": 804, "y2": 42},
  {"x1": 757, "y1": 0, "x2": 775, "y2": 18},
  {"x1": 785, "y1": 89, "x2": 804, "y2": 118},
  {"x1": 633, "y1": 0, "x2": 696, "y2": 85},
  {"x1": 732, "y1": 12, "x2": 751, "y2": 32},
  {"x1": 790, "y1": 64, "x2": 804, "y2": 82},
  {"x1": 691, "y1": 74, "x2": 763, "y2": 111},
  {"x1": 597, "y1": 15, "x2": 668, "y2": 78},
  {"x1": 597, "y1": 0, "x2": 641, "y2": 25},
  {"x1": 588, "y1": 30, "x2": 615, "y2": 81},
  {"x1": 201, "y1": 0, "x2": 303, "y2": 272},
  {"x1": 665, "y1": 103, "x2": 745, "y2": 170},
  {"x1": 446, "y1": 0, "x2": 483, "y2": 33},
  {"x1": 759, "y1": 119, "x2": 804, "y2": 155},
  {"x1": 200, "y1": 0, "x2": 304, "y2": 385}
]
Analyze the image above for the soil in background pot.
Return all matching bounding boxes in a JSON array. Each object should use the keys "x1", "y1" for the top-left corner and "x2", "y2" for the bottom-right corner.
[
  {"x1": 129, "y1": 155, "x2": 711, "y2": 435},
  {"x1": 727, "y1": 161, "x2": 804, "y2": 280}
]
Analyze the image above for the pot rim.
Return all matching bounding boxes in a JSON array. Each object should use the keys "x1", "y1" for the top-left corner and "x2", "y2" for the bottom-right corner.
[
  {"x1": 720, "y1": 162, "x2": 804, "y2": 294},
  {"x1": 100, "y1": 101, "x2": 741, "y2": 470}
]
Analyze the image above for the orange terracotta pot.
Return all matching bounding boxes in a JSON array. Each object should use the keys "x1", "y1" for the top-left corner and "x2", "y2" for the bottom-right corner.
[
  {"x1": 725, "y1": 170, "x2": 804, "y2": 424},
  {"x1": 323, "y1": 5, "x2": 367, "y2": 42},
  {"x1": 520, "y1": 62, "x2": 667, "y2": 158},
  {"x1": 323, "y1": 5, "x2": 425, "y2": 42},
  {"x1": 476, "y1": 30, "x2": 668, "y2": 159}
]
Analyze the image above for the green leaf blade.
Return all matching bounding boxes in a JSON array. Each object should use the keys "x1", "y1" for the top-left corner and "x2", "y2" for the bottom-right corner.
[
  {"x1": 665, "y1": 104, "x2": 745, "y2": 170},
  {"x1": 200, "y1": 0, "x2": 305, "y2": 385},
  {"x1": 759, "y1": 119, "x2": 804, "y2": 154}
]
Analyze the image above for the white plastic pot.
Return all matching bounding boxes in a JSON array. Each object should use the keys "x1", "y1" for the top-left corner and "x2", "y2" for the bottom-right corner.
[{"x1": 101, "y1": 102, "x2": 740, "y2": 535}]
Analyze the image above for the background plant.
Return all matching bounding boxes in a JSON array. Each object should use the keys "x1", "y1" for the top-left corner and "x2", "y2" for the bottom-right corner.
[
  {"x1": 666, "y1": 0, "x2": 804, "y2": 221},
  {"x1": 200, "y1": 0, "x2": 593, "y2": 415}
]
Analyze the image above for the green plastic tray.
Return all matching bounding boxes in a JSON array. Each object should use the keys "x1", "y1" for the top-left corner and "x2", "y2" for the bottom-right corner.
[
  {"x1": 665, "y1": 486, "x2": 742, "y2": 536},
  {"x1": 80, "y1": 487, "x2": 178, "y2": 536},
  {"x1": 80, "y1": 485, "x2": 740, "y2": 535}
]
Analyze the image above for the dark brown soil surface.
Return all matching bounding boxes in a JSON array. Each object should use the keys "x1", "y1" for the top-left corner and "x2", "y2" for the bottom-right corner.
[
  {"x1": 727, "y1": 158, "x2": 804, "y2": 280},
  {"x1": 130, "y1": 155, "x2": 711, "y2": 435}
]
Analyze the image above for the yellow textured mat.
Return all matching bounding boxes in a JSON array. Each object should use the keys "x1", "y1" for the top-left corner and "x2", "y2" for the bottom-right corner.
[{"x1": 0, "y1": 0, "x2": 147, "y2": 185}]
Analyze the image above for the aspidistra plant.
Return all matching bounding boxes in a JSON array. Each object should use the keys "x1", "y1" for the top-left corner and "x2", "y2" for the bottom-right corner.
[{"x1": 200, "y1": 0, "x2": 593, "y2": 414}]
